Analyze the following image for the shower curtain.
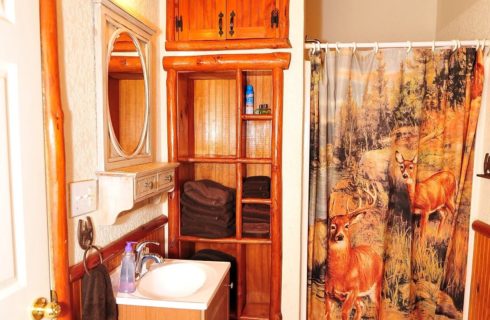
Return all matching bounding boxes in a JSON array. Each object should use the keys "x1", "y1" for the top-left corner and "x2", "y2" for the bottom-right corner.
[{"x1": 307, "y1": 47, "x2": 484, "y2": 320}]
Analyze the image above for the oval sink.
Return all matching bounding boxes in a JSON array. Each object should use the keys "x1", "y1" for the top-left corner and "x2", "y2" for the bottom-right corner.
[{"x1": 137, "y1": 261, "x2": 208, "y2": 299}]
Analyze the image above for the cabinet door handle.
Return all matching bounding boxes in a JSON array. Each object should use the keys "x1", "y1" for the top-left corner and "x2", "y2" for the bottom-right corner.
[
  {"x1": 218, "y1": 12, "x2": 224, "y2": 37},
  {"x1": 145, "y1": 181, "x2": 154, "y2": 189},
  {"x1": 229, "y1": 11, "x2": 235, "y2": 36}
]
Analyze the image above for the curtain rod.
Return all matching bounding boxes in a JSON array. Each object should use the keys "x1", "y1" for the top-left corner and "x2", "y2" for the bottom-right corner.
[{"x1": 304, "y1": 40, "x2": 489, "y2": 52}]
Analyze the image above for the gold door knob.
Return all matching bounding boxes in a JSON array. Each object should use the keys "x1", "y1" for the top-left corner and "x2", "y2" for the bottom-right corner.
[{"x1": 32, "y1": 297, "x2": 62, "y2": 319}]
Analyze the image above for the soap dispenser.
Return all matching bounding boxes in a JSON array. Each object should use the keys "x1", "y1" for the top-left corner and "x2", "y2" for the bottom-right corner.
[{"x1": 119, "y1": 241, "x2": 136, "y2": 293}]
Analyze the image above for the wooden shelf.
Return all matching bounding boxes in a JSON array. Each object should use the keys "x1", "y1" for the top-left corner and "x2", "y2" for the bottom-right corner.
[
  {"x1": 240, "y1": 302, "x2": 270, "y2": 320},
  {"x1": 165, "y1": 53, "x2": 290, "y2": 319},
  {"x1": 177, "y1": 157, "x2": 272, "y2": 164},
  {"x1": 241, "y1": 114, "x2": 272, "y2": 121},
  {"x1": 179, "y1": 235, "x2": 271, "y2": 245},
  {"x1": 242, "y1": 198, "x2": 271, "y2": 205}
]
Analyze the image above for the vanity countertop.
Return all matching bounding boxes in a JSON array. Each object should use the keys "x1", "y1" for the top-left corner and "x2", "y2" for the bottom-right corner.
[{"x1": 111, "y1": 259, "x2": 230, "y2": 310}]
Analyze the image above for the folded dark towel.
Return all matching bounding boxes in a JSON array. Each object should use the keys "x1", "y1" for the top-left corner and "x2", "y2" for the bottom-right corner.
[
  {"x1": 243, "y1": 215, "x2": 270, "y2": 223},
  {"x1": 243, "y1": 176, "x2": 271, "y2": 184},
  {"x1": 181, "y1": 209, "x2": 235, "y2": 227},
  {"x1": 181, "y1": 221, "x2": 236, "y2": 238},
  {"x1": 82, "y1": 264, "x2": 117, "y2": 320},
  {"x1": 183, "y1": 180, "x2": 235, "y2": 207},
  {"x1": 242, "y1": 191, "x2": 270, "y2": 199},
  {"x1": 243, "y1": 222, "x2": 270, "y2": 238},
  {"x1": 181, "y1": 193, "x2": 235, "y2": 213},
  {"x1": 243, "y1": 204, "x2": 270, "y2": 215}
]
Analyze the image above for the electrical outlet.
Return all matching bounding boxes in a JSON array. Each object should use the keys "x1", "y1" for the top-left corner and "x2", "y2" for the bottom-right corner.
[{"x1": 70, "y1": 180, "x2": 97, "y2": 217}]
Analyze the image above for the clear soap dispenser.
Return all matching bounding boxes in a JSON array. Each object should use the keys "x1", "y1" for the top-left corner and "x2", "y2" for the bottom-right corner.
[{"x1": 119, "y1": 241, "x2": 136, "y2": 293}]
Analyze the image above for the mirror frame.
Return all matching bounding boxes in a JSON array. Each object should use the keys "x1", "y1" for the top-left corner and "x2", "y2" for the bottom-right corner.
[
  {"x1": 106, "y1": 29, "x2": 149, "y2": 159},
  {"x1": 94, "y1": 0, "x2": 157, "y2": 171}
]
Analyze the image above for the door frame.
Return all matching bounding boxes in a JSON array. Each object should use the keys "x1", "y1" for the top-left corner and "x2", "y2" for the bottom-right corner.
[{"x1": 40, "y1": 0, "x2": 72, "y2": 318}]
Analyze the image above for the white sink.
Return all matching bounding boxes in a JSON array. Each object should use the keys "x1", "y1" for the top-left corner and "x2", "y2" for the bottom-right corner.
[
  {"x1": 137, "y1": 261, "x2": 208, "y2": 298},
  {"x1": 112, "y1": 259, "x2": 230, "y2": 310}
]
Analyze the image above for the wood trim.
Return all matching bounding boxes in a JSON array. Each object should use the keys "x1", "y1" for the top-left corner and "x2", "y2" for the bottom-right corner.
[
  {"x1": 163, "y1": 53, "x2": 291, "y2": 72},
  {"x1": 473, "y1": 220, "x2": 490, "y2": 237},
  {"x1": 270, "y1": 67, "x2": 283, "y2": 320},
  {"x1": 166, "y1": 0, "x2": 176, "y2": 41},
  {"x1": 165, "y1": 38, "x2": 291, "y2": 51},
  {"x1": 40, "y1": 1, "x2": 72, "y2": 319},
  {"x1": 69, "y1": 215, "x2": 167, "y2": 281}
]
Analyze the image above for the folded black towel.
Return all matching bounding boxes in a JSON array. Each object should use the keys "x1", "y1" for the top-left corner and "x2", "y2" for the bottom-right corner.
[
  {"x1": 183, "y1": 180, "x2": 235, "y2": 207},
  {"x1": 82, "y1": 264, "x2": 117, "y2": 320}
]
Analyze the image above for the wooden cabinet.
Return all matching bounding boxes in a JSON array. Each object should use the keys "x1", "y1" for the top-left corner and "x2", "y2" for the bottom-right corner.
[
  {"x1": 96, "y1": 163, "x2": 178, "y2": 224},
  {"x1": 166, "y1": 0, "x2": 290, "y2": 51},
  {"x1": 164, "y1": 53, "x2": 290, "y2": 320},
  {"x1": 118, "y1": 273, "x2": 230, "y2": 320}
]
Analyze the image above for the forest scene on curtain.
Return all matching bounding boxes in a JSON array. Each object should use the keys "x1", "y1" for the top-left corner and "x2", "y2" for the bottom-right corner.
[{"x1": 307, "y1": 47, "x2": 483, "y2": 320}]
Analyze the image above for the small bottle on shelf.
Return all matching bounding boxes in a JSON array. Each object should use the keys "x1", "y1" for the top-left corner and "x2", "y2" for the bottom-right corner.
[{"x1": 245, "y1": 85, "x2": 254, "y2": 114}]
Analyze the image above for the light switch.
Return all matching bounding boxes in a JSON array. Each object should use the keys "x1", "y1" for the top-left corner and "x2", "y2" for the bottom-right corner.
[{"x1": 70, "y1": 180, "x2": 97, "y2": 217}]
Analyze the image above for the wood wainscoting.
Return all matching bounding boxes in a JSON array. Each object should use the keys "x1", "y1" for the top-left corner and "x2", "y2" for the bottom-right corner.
[
  {"x1": 469, "y1": 220, "x2": 490, "y2": 319},
  {"x1": 69, "y1": 216, "x2": 167, "y2": 320}
]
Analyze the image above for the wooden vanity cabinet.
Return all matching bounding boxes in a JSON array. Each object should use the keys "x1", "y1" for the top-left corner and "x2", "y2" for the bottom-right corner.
[
  {"x1": 164, "y1": 53, "x2": 290, "y2": 320},
  {"x1": 118, "y1": 273, "x2": 230, "y2": 320},
  {"x1": 166, "y1": 0, "x2": 290, "y2": 51}
]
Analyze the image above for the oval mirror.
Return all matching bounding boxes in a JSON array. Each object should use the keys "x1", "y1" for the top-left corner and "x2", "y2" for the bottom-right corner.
[{"x1": 106, "y1": 30, "x2": 149, "y2": 158}]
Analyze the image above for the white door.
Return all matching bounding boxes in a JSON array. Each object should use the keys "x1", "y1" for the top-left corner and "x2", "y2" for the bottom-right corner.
[{"x1": 0, "y1": 0, "x2": 52, "y2": 319}]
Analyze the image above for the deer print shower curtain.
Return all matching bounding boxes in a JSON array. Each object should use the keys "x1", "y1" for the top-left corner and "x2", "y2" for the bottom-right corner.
[{"x1": 307, "y1": 47, "x2": 484, "y2": 319}]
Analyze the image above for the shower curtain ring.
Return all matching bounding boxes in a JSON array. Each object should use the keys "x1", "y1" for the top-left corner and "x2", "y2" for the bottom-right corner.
[
  {"x1": 452, "y1": 40, "x2": 458, "y2": 52},
  {"x1": 432, "y1": 41, "x2": 436, "y2": 53},
  {"x1": 352, "y1": 42, "x2": 357, "y2": 53},
  {"x1": 316, "y1": 40, "x2": 322, "y2": 54},
  {"x1": 374, "y1": 42, "x2": 379, "y2": 53},
  {"x1": 335, "y1": 42, "x2": 340, "y2": 52},
  {"x1": 475, "y1": 39, "x2": 480, "y2": 51},
  {"x1": 406, "y1": 41, "x2": 412, "y2": 53}
]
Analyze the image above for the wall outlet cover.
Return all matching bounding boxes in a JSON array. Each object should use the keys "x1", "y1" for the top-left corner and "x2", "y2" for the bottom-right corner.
[{"x1": 69, "y1": 180, "x2": 97, "y2": 217}]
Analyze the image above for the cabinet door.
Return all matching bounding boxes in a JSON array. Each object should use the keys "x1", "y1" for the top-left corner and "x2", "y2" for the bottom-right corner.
[
  {"x1": 177, "y1": 0, "x2": 227, "y2": 41},
  {"x1": 226, "y1": 0, "x2": 277, "y2": 39}
]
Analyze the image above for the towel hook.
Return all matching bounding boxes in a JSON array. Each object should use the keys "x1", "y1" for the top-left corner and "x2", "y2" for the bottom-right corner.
[
  {"x1": 78, "y1": 216, "x2": 94, "y2": 250},
  {"x1": 83, "y1": 245, "x2": 104, "y2": 275}
]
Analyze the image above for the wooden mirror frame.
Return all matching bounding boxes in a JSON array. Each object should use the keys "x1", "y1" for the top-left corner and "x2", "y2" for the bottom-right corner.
[
  {"x1": 106, "y1": 28, "x2": 150, "y2": 159},
  {"x1": 94, "y1": 0, "x2": 157, "y2": 171}
]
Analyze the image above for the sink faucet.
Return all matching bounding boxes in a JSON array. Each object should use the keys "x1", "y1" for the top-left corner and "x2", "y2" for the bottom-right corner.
[{"x1": 135, "y1": 241, "x2": 163, "y2": 279}]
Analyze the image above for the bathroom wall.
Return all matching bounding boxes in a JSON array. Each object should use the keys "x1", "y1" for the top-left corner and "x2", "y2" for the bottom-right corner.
[
  {"x1": 305, "y1": 0, "x2": 438, "y2": 42},
  {"x1": 59, "y1": 0, "x2": 304, "y2": 317},
  {"x1": 57, "y1": 0, "x2": 164, "y2": 265}
]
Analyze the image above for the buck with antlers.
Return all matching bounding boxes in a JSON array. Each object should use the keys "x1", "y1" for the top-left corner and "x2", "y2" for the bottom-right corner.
[
  {"x1": 325, "y1": 184, "x2": 383, "y2": 320},
  {"x1": 395, "y1": 151, "x2": 457, "y2": 238}
]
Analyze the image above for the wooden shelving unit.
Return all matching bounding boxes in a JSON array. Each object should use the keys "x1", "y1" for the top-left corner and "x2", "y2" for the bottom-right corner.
[{"x1": 164, "y1": 53, "x2": 290, "y2": 320}]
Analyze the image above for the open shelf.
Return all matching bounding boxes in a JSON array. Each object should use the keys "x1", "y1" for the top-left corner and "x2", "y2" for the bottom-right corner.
[
  {"x1": 178, "y1": 235, "x2": 271, "y2": 245},
  {"x1": 165, "y1": 53, "x2": 290, "y2": 319},
  {"x1": 241, "y1": 114, "x2": 273, "y2": 121}
]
